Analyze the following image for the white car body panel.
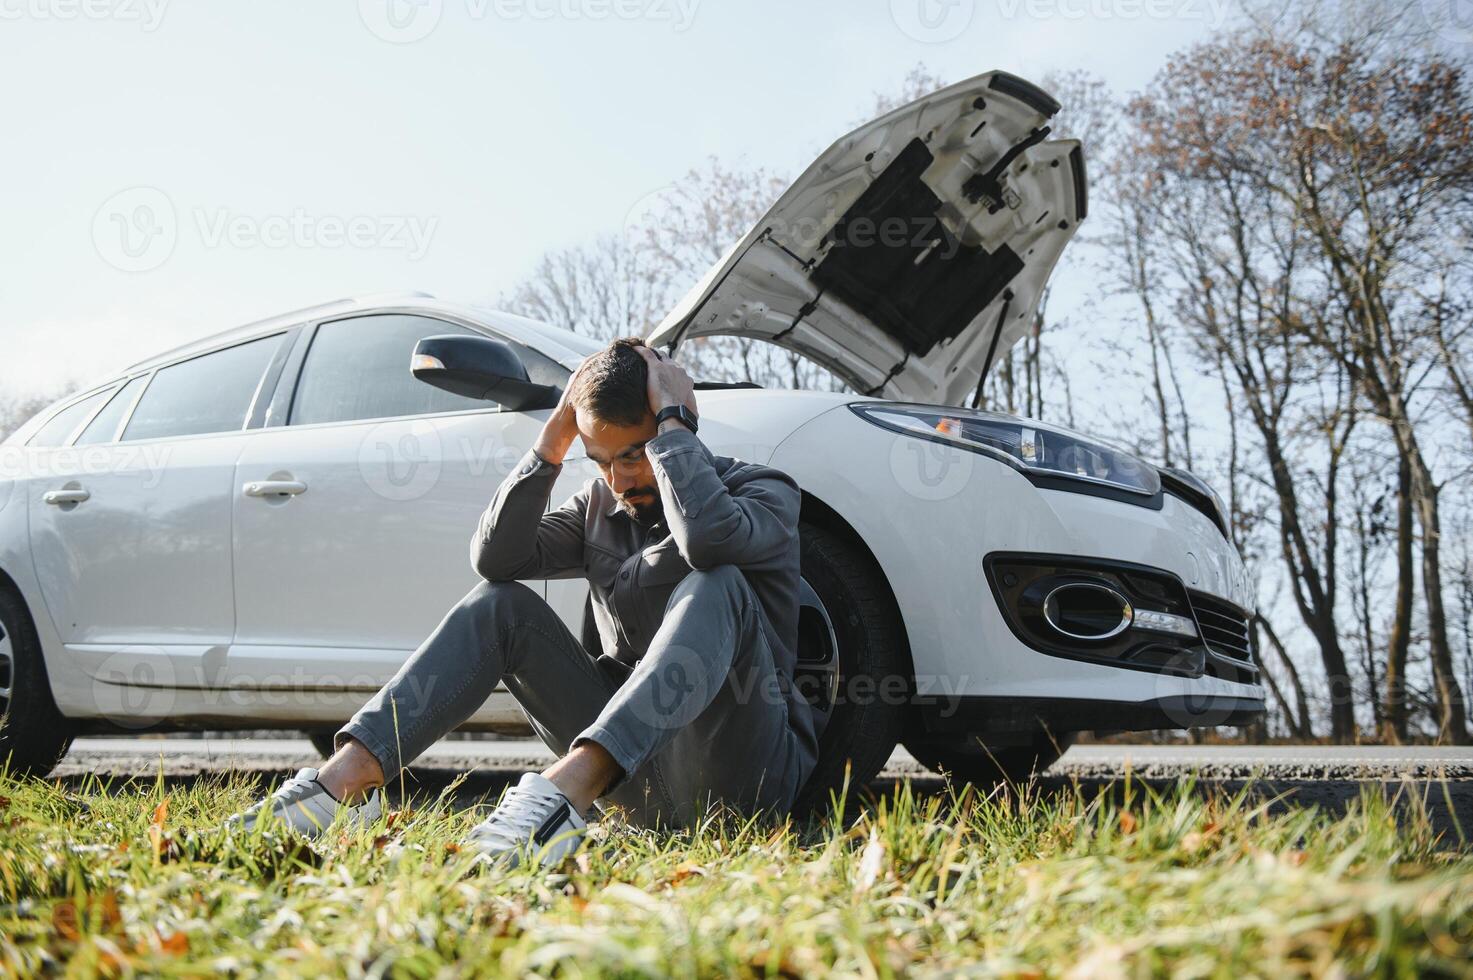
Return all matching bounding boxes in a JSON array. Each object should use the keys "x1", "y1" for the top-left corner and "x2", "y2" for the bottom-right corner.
[
  {"x1": 229, "y1": 408, "x2": 545, "y2": 664},
  {"x1": 26, "y1": 435, "x2": 243, "y2": 650},
  {"x1": 767, "y1": 401, "x2": 1256, "y2": 705}
]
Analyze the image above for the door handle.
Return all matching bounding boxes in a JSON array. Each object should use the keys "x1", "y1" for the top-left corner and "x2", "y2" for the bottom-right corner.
[
  {"x1": 243, "y1": 480, "x2": 308, "y2": 498},
  {"x1": 43, "y1": 488, "x2": 91, "y2": 506}
]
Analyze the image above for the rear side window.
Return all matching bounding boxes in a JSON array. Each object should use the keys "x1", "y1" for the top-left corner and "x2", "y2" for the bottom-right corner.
[
  {"x1": 28, "y1": 388, "x2": 114, "y2": 448},
  {"x1": 122, "y1": 334, "x2": 283, "y2": 443},
  {"x1": 290, "y1": 315, "x2": 491, "y2": 426},
  {"x1": 75, "y1": 376, "x2": 147, "y2": 446}
]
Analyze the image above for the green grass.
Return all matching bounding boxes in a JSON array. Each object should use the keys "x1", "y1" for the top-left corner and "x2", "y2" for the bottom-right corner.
[{"x1": 1, "y1": 767, "x2": 1471, "y2": 977}]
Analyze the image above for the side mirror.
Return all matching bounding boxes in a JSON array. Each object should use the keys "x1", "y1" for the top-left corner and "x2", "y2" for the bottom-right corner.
[{"x1": 411, "y1": 335, "x2": 561, "y2": 411}]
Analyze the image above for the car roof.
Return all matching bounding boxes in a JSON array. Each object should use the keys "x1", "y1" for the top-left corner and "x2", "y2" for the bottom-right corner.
[{"x1": 119, "y1": 292, "x2": 603, "y2": 376}]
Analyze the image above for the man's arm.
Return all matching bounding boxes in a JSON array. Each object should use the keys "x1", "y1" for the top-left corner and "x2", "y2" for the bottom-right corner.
[
  {"x1": 470, "y1": 449, "x2": 589, "y2": 582},
  {"x1": 470, "y1": 355, "x2": 593, "y2": 582},
  {"x1": 646, "y1": 424, "x2": 799, "y2": 571},
  {"x1": 633, "y1": 344, "x2": 799, "y2": 570}
]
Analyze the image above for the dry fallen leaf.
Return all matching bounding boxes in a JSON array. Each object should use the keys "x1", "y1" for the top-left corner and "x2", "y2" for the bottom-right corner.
[
  {"x1": 142, "y1": 930, "x2": 190, "y2": 956},
  {"x1": 52, "y1": 891, "x2": 123, "y2": 941},
  {"x1": 147, "y1": 797, "x2": 180, "y2": 862},
  {"x1": 855, "y1": 828, "x2": 887, "y2": 892},
  {"x1": 668, "y1": 861, "x2": 706, "y2": 886}
]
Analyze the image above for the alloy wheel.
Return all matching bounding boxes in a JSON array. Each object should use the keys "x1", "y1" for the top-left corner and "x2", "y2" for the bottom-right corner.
[
  {"x1": 793, "y1": 576, "x2": 841, "y2": 738},
  {"x1": 0, "y1": 622, "x2": 13, "y2": 720}
]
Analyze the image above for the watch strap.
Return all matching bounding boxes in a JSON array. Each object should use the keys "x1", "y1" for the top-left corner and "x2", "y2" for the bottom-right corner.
[{"x1": 655, "y1": 404, "x2": 698, "y2": 433}]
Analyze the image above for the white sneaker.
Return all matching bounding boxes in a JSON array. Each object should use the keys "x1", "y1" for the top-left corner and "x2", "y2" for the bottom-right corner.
[
  {"x1": 465, "y1": 772, "x2": 587, "y2": 869},
  {"x1": 226, "y1": 767, "x2": 383, "y2": 839}
]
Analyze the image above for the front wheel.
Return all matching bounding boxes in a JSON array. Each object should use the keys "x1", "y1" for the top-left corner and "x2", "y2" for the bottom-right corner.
[
  {"x1": 0, "y1": 587, "x2": 73, "y2": 777},
  {"x1": 790, "y1": 522, "x2": 911, "y2": 815},
  {"x1": 903, "y1": 732, "x2": 1076, "y2": 786}
]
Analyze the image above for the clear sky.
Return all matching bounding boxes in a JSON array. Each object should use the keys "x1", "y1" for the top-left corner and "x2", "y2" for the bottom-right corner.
[{"x1": 1, "y1": 0, "x2": 1235, "y2": 401}]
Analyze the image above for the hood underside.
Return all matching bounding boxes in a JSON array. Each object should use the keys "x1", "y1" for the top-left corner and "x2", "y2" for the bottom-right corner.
[{"x1": 647, "y1": 71, "x2": 1087, "y2": 406}]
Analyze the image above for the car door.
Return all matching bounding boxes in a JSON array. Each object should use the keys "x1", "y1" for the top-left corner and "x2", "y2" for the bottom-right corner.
[
  {"x1": 228, "y1": 312, "x2": 559, "y2": 709},
  {"x1": 25, "y1": 333, "x2": 287, "y2": 703}
]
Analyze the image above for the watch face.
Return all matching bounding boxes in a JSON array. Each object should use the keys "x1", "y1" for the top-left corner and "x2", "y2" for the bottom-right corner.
[{"x1": 661, "y1": 406, "x2": 696, "y2": 431}]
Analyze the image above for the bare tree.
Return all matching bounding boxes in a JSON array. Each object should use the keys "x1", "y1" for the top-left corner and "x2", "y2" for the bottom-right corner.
[
  {"x1": 1123, "y1": 45, "x2": 1380, "y2": 740},
  {"x1": 0, "y1": 390, "x2": 62, "y2": 443},
  {"x1": 1124, "y1": 31, "x2": 1473, "y2": 742},
  {"x1": 499, "y1": 233, "x2": 671, "y2": 343}
]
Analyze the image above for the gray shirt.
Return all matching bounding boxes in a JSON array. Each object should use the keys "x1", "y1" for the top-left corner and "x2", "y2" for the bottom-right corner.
[{"x1": 470, "y1": 425, "x2": 818, "y2": 765}]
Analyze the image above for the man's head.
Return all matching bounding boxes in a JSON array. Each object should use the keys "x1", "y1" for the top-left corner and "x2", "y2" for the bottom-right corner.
[{"x1": 571, "y1": 337, "x2": 662, "y2": 523}]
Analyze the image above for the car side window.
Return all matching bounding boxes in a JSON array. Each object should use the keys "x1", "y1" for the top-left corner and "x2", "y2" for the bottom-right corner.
[
  {"x1": 289, "y1": 315, "x2": 497, "y2": 426},
  {"x1": 74, "y1": 375, "x2": 147, "y2": 446},
  {"x1": 121, "y1": 334, "x2": 284, "y2": 443},
  {"x1": 28, "y1": 388, "x2": 115, "y2": 448}
]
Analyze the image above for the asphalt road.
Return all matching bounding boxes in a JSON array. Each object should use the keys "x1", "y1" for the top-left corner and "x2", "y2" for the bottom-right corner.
[{"x1": 53, "y1": 738, "x2": 1473, "y2": 847}]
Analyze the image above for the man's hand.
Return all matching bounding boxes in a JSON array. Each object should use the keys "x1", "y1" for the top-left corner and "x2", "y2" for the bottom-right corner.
[
  {"x1": 636, "y1": 344, "x2": 697, "y2": 421},
  {"x1": 533, "y1": 356, "x2": 593, "y2": 466}
]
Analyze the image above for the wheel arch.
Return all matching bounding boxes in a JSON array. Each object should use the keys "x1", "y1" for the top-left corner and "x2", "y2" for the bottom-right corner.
[
  {"x1": 799, "y1": 490, "x2": 919, "y2": 693},
  {"x1": 0, "y1": 563, "x2": 40, "y2": 640}
]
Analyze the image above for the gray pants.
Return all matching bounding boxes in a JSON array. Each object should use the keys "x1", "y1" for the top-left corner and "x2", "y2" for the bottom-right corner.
[{"x1": 338, "y1": 565, "x2": 810, "y2": 828}]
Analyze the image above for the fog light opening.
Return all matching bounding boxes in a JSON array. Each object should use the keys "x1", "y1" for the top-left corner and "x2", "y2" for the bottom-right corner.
[{"x1": 1042, "y1": 582, "x2": 1134, "y2": 641}]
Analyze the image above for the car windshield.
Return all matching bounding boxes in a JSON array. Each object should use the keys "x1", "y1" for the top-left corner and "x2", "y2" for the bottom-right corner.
[{"x1": 468, "y1": 306, "x2": 604, "y2": 361}]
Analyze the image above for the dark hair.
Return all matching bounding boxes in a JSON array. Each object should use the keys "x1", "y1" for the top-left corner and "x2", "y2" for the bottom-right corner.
[{"x1": 571, "y1": 336, "x2": 650, "y2": 427}]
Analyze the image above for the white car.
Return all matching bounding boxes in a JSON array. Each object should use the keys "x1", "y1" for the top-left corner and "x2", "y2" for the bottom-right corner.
[{"x1": 0, "y1": 72, "x2": 1264, "y2": 798}]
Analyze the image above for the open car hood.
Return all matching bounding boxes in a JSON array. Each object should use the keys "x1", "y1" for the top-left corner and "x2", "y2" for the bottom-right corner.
[{"x1": 646, "y1": 71, "x2": 1086, "y2": 406}]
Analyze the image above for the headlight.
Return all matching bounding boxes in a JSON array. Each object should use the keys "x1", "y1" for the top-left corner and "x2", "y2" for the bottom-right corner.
[{"x1": 851, "y1": 403, "x2": 1161, "y2": 498}]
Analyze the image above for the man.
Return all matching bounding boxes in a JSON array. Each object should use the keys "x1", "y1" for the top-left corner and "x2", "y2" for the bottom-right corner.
[{"x1": 231, "y1": 338, "x2": 819, "y2": 865}]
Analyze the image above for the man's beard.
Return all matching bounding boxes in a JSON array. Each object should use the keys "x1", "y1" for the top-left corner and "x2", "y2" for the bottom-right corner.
[{"x1": 618, "y1": 486, "x2": 664, "y2": 525}]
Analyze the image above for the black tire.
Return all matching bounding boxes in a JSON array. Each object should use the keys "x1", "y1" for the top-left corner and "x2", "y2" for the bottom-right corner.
[
  {"x1": 791, "y1": 522, "x2": 911, "y2": 816},
  {"x1": 0, "y1": 585, "x2": 73, "y2": 777},
  {"x1": 308, "y1": 732, "x2": 339, "y2": 758},
  {"x1": 903, "y1": 731, "x2": 1076, "y2": 786}
]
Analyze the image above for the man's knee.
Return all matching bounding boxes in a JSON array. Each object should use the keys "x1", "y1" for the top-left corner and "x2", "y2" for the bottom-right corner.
[
  {"x1": 674, "y1": 564, "x2": 746, "y2": 599},
  {"x1": 457, "y1": 579, "x2": 544, "y2": 623}
]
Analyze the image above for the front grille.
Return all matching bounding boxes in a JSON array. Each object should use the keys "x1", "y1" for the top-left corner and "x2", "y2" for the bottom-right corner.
[{"x1": 1189, "y1": 591, "x2": 1253, "y2": 663}]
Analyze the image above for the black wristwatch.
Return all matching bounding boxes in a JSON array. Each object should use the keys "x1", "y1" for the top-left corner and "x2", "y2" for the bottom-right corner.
[{"x1": 655, "y1": 403, "x2": 699, "y2": 434}]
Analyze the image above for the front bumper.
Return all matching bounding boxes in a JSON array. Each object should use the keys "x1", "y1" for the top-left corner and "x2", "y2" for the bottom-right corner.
[
  {"x1": 914, "y1": 693, "x2": 1267, "y2": 738},
  {"x1": 771, "y1": 404, "x2": 1269, "y2": 728},
  {"x1": 984, "y1": 551, "x2": 1261, "y2": 687}
]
